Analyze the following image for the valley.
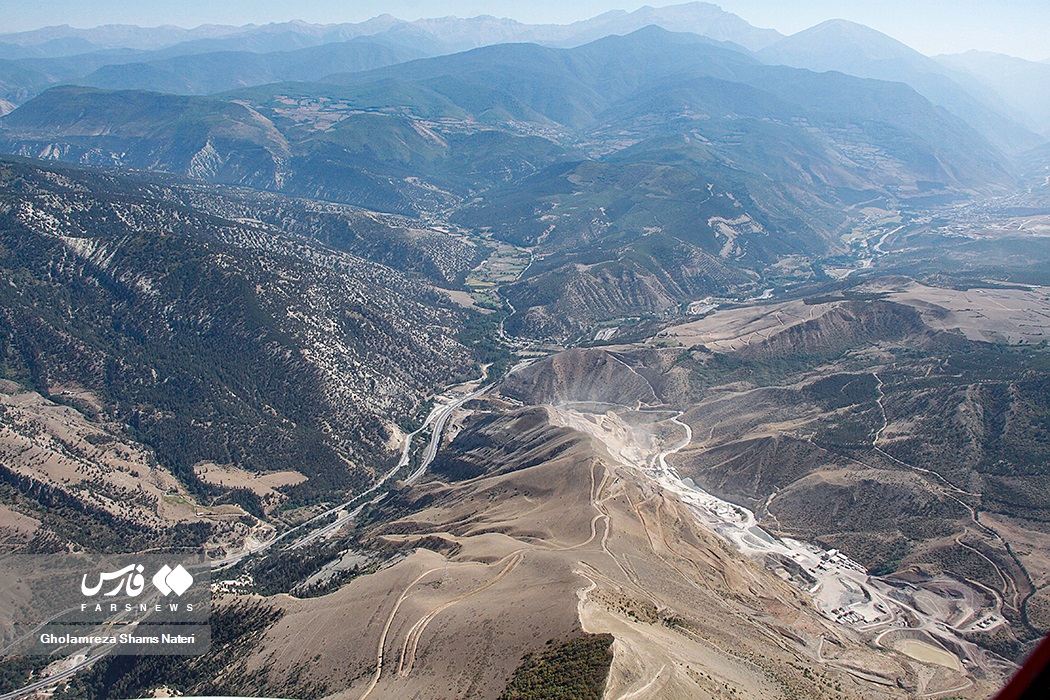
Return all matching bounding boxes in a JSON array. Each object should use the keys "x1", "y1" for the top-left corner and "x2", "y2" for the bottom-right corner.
[
  {"x1": 3, "y1": 144, "x2": 1050, "y2": 699},
  {"x1": 29, "y1": 258, "x2": 1050, "y2": 699},
  {"x1": 2, "y1": 3, "x2": 1050, "y2": 699},
  {"x1": 2, "y1": 138, "x2": 1050, "y2": 700}
]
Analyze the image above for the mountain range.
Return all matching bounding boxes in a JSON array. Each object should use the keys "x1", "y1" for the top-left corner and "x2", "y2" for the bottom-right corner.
[
  {"x1": 937, "y1": 50, "x2": 1050, "y2": 137},
  {"x1": 74, "y1": 37, "x2": 431, "y2": 96},
  {"x1": 758, "y1": 19, "x2": 1043, "y2": 154},
  {"x1": 0, "y1": 3, "x2": 780, "y2": 58},
  {"x1": 3, "y1": 22, "x2": 1036, "y2": 338},
  {"x1": 3, "y1": 5, "x2": 1050, "y2": 699},
  {"x1": 1, "y1": 1, "x2": 1048, "y2": 154}
]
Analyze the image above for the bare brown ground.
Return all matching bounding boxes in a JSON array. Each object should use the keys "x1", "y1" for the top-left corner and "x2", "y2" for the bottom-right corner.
[
  {"x1": 0, "y1": 503, "x2": 39, "y2": 536},
  {"x1": 980, "y1": 513, "x2": 1050, "y2": 589},
  {"x1": 235, "y1": 407, "x2": 995, "y2": 699},
  {"x1": 434, "y1": 286, "x2": 494, "y2": 314},
  {"x1": 194, "y1": 462, "x2": 306, "y2": 497},
  {"x1": 654, "y1": 299, "x2": 831, "y2": 352},
  {"x1": 0, "y1": 383, "x2": 197, "y2": 527},
  {"x1": 872, "y1": 279, "x2": 1050, "y2": 345},
  {"x1": 655, "y1": 278, "x2": 1050, "y2": 353}
]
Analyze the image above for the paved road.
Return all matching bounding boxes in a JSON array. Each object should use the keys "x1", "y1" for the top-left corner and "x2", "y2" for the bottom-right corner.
[
  {"x1": 1, "y1": 383, "x2": 492, "y2": 700},
  {"x1": 406, "y1": 384, "x2": 489, "y2": 485},
  {"x1": 289, "y1": 383, "x2": 489, "y2": 549},
  {"x1": 0, "y1": 650, "x2": 110, "y2": 700},
  {"x1": 212, "y1": 385, "x2": 489, "y2": 565}
]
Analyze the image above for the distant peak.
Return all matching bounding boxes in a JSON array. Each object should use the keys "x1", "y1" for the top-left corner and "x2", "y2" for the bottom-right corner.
[
  {"x1": 806, "y1": 18, "x2": 887, "y2": 35},
  {"x1": 777, "y1": 17, "x2": 920, "y2": 56},
  {"x1": 815, "y1": 18, "x2": 863, "y2": 27},
  {"x1": 627, "y1": 24, "x2": 673, "y2": 35},
  {"x1": 640, "y1": 2, "x2": 729, "y2": 9}
]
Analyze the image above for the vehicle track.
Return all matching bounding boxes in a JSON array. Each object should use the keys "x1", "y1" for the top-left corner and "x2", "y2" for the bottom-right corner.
[
  {"x1": 873, "y1": 372, "x2": 1036, "y2": 621},
  {"x1": 615, "y1": 664, "x2": 668, "y2": 700},
  {"x1": 395, "y1": 550, "x2": 525, "y2": 677},
  {"x1": 358, "y1": 566, "x2": 444, "y2": 700}
]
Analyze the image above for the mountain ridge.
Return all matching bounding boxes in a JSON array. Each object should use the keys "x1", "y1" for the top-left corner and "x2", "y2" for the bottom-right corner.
[
  {"x1": 0, "y1": 3, "x2": 781, "y2": 56},
  {"x1": 1, "y1": 3, "x2": 1044, "y2": 162},
  {"x1": 74, "y1": 37, "x2": 431, "y2": 96},
  {"x1": 759, "y1": 19, "x2": 1042, "y2": 154},
  {"x1": 0, "y1": 156, "x2": 492, "y2": 510},
  {"x1": 0, "y1": 27, "x2": 1020, "y2": 338},
  {"x1": 937, "y1": 50, "x2": 1050, "y2": 137}
]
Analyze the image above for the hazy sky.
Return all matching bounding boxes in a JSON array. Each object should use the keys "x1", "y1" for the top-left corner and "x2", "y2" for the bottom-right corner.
[{"x1": 4, "y1": 1, "x2": 1049, "y2": 60}]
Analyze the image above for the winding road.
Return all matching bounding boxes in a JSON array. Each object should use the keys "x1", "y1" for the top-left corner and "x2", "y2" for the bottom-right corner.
[
  {"x1": 2, "y1": 379, "x2": 492, "y2": 700},
  {"x1": 287, "y1": 383, "x2": 489, "y2": 551}
]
